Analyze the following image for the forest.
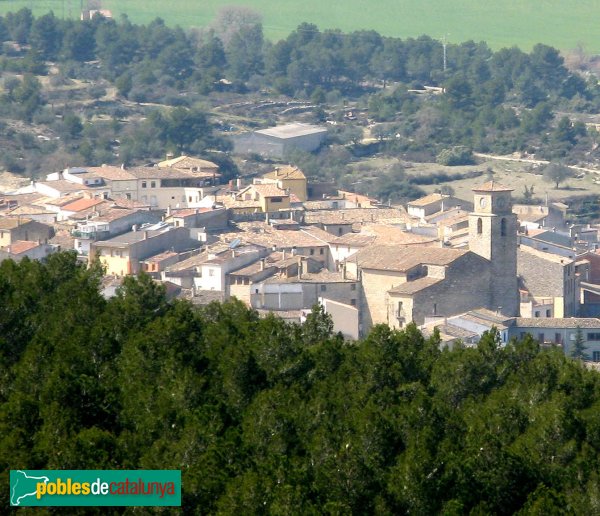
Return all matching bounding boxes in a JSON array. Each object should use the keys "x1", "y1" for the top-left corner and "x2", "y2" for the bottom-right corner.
[
  {"x1": 0, "y1": 8, "x2": 597, "y2": 188},
  {"x1": 1, "y1": 253, "x2": 600, "y2": 513}
]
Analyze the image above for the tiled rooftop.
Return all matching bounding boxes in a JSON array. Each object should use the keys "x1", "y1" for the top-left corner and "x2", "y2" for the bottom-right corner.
[
  {"x1": 388, "y1": 277, "x2": 443, "y2": 294},
  {"x1": 262, "y1": 165, "x2": 306, "y2": 181},
  {"x1": 516, "y1": 318, "x2": 600, "y2": 329},
  {"x1": 354, "y1": 245, "x2": 467, "y2": 272},
  {"x1": 0, "y1": 217, "x2": 32, "y2": 229},
  {"x1": 472, "y1": 180, "x2": 513, "y2": 192},
  {"x1": 408, "y1": 193, "x2": 446, "y2": 207},
  {"x1": 7, "y1": 240, "x2": 39, "y2": 254}
]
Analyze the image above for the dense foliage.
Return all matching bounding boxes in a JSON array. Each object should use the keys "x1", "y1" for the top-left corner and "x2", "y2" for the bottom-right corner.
[{"x1": 1, "y1": 254, "x2": 600, "y2": 513}]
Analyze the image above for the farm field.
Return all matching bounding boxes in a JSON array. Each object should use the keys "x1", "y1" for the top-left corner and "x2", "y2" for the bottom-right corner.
[{"x1": 0, "y1": 1, "x2": 599, "y2": 52}]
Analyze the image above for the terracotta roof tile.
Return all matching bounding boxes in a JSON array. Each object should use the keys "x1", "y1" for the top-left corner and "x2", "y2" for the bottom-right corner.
[
  {"x1": 262, "y1": 165, "x2": 306, "y2": 181},
  {"x1": 61, "y1": 197, "x2": 105, "y2": 212},
  {"x1": 408, "y1": 193, "x2": 446, "y2": 207},
  {"x1": 354, "y1": 245, "x2": 468, "y2": 271},
  {"x1": 388, "y1": 277, "x2": 443, "y2": 294},
  {"x1": 472, "y1": 180, "x2": 513, "y2": 192},
  {"x1": 7, "y1": 240, "x2": 39, "y2": 254}
]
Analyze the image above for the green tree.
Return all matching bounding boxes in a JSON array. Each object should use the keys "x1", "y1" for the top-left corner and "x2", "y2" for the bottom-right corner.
[
  {"x1": 543, "y1": 162, "x2": 572, "y2": 189},
  {"x1": 571, "y1": 326, "x2": 588, "y2": 360}
]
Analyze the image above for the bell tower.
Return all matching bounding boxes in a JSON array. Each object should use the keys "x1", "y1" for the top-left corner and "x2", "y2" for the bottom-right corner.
[{"x1": 468, "y1": 181, "x2": 518, "y2": 316}]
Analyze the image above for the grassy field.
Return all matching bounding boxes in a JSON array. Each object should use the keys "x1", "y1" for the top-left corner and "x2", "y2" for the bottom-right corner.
[
  {"x1": 413, "y1": 160, "x2": 600, "y2": 203},
  {"x1": 0, "y1": 1, "x2": 599, "y2": 52}
]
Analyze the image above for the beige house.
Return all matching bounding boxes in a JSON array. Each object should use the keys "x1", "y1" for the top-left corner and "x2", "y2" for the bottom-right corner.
[
  {"x1": 90, "y1": 226, "x2": 200, "y2": 276},
  {"x1": 157, "y1": 155, "x2": 221, "y2": 183},
  {"x1": 234, "y1": 184, "x2": 291, "y2": 212},
  {"x1": 255, "y1": 165, "x2": 308, "y2": 202},
  {"x1": 0, "y1": 218, "x2": 54, "y2": 249}
]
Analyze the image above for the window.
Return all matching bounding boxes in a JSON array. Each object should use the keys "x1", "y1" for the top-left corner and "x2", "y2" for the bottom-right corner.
[
  {"x1": 208, "y1": 269, "x2": 214, "y2": 277},
  {"x1": 255, "y1": 289, "x2": 259, "y2": 294},
  {"x1": 151, "y1": 181, "x2": 156, "y2": 188},
  {"x1": 433, "y1": 303, "x2": 437, "y2": 315},
  {"x1": 320, "y1": 285, "x2": 327, "y2": 292},
  {"x1": 477, "y1": 218, "x2": 482, "y2": 235},
  {"x1": 555, "y1": 333, "x2": 562, "y2": 344},
  {"x1": 594, "y1": 351, "x2": 600, "y2": 362},
  {"x1": 351, "y1": 284, "x2": 356, "y2": 291},
  {"x1": 397, "y1": 301, "x2": 403, "y2": 317},
  {"x1": 171, "y1": 196, "x2": 175, "y2": 200},
  {"x1": 520, "y1": 332, "x2": 526, "y2": 340},
  {"x1": 546, "y1": 309, "x2": 551, "y2": 317},
  {"x1": 126, "y1": 193, "x2": 131, "y2": 200},
  {"x1": 310, "y1": 249, "x2": 315, "y2": 255},
  {"x1": 189, "y1": 196, "x2": 193, "y2": 202},
  {"x1": 350, "y1": 299, "x2": 356, "y2": 306},
  {"x1": 538, "y1": 333, "x2": 545, "y2": 343},
  {"x1": 338, "y1": 227, "x2": 343, "y2": 236},
  {"x1": 319, "y1": 248, "x2": 324, "y2": 255},
  {"x1": 588, "y1": 333, "x2": 600, "y2": 341},
  {"x1": 141, "y1": 181, "x2": 147, "y2": 188},
  {"x1": 535, "y1": 311, "x2": 540, "y2": 318},
  {"x1": 271, "y1": 197, "x2": 282, "y2": 203},
  {"x1": 500, "y1": 218, "x2": 507, "y2": 236}
]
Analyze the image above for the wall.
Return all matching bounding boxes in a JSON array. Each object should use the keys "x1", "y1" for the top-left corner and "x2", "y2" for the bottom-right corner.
[
  {"x1": 319, "y1": 297, "x2": 359, "y2": 340},
  {"x1": 360, "y1": 268, "x2": 407, "y2": 329}
]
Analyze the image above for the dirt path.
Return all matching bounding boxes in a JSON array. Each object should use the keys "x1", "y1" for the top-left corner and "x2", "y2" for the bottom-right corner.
[{"x1": 473, "y1": 152, "x2": 600, "y2": 175}]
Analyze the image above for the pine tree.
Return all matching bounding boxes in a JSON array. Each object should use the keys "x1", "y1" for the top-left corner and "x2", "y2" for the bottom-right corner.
[{"x1": 571, "y1": 325, "x2": 589, "y2": 360}]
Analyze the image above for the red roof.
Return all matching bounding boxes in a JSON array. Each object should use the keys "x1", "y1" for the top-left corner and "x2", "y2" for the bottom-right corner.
[
  {"x1": 8, "y1": 240, "x2": 39, "y2": 255},
  {"x1": 472, "y1": 181, "x2": 513, "y2": 192},
  {"x1": 61, "y1": 197, "x2": 105, "y2": 212}
]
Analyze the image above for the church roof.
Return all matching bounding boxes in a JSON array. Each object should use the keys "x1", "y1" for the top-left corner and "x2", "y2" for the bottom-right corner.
[
  {"x1": 388, "y1": 277, "x2": 443, "y2": 295},
  {"x1": 472, "y1": 181, "x2": 513, "y2": 192},
  {"x1": 354, "y1": 245, "x2": 468, "y2": 272}
]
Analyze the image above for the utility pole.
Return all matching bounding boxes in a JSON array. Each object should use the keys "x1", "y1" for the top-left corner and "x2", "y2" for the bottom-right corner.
[{"x1": 441, "y1": 34, "x2": 450, "y2": 73}]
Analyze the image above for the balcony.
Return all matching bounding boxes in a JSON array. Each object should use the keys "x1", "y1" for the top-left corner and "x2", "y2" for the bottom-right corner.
[{"x1": 71, "y1": 228, "x2": 110, "y2": 240}]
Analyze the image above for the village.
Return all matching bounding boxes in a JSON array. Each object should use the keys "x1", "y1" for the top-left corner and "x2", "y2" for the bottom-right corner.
[{"x1": 0, "y1": 121, "x2": 599, "y2": 360}]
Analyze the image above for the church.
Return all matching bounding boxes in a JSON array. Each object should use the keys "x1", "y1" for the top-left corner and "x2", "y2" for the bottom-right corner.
[{"x1": 348, "y1": 181, "x2": 519, "y2": 330}]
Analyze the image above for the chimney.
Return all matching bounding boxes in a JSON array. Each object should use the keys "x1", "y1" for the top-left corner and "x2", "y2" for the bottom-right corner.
[
  {"x1": 143, "y1": 230, "x2": 149, "y2": 240},
  {"x1": 260, "y1": 259, "x2": 265, "y2": 271},
  {"x1": 297, "y1": 257, "x2": 303, "y2": 280},
  {"x1": 121, "y1": 163, "x2": 125, "y2": 170},
  {"x1": 282, "y1": 249, "x2": 286, "y2": 260},
  {"x1": 275, "y1": 167, "x2": 280, "y2": 177},
  {"x1": 236, "y1": 178, "x2": 242, "y2": 189},
  {"x1": 166, "y1": 205, "x2": 171, "y2": 217}
]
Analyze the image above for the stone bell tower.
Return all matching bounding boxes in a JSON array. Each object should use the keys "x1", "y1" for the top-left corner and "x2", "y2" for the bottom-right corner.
[{"x1": 468, "y1": 181, "x2": 519, "y2": 316}]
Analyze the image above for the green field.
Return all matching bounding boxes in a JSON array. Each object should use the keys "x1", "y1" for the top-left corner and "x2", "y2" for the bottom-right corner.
[{"x1": 1, "y1": 1, "x2": 600, "y2": 52}]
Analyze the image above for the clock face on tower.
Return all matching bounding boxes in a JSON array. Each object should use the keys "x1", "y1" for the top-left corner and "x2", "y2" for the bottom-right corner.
[{"x1": 479, "y1": 197, "x2": 487, "y2": 208}]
